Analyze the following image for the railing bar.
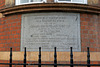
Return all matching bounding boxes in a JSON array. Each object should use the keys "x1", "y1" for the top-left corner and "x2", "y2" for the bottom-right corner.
[
  {"x1": 87, "y1": 47, "x2": 90, "y2": 67},
  {"x1": 70, "y1": 47, "x2": 73, "y2": 67},
  {"x1": 54, "y1": 47, "x2": 57, "y2": 67},
  {"x1": 38, "y1": 47, "x2": 41, "y2": 67},
  {"x1": 24, "y1": 47, "x2": 26, "y2": 67},
  {"x1": 9, "y1": 47, "x2": 12, "y2": 67}
]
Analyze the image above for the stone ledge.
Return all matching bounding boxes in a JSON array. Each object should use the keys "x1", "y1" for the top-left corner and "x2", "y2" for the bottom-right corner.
[
  {"x1": 0, "y1": 3, "x2": 100, "y2": 16},
  {"x1": 0, "y1": 52, "x2": 100, "y2": 61}
]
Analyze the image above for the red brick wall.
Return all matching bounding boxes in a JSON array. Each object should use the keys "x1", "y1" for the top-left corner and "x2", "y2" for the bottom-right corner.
[
  {"x1": 80, "y1": 13, "x2": 100, "y2": 52},
  {"x1": 97, "y1": 15, "x2": 100, "y2": 52},
  {"x1": 0, "y1": 0, "x2": 5, "y2": 10},
  {"x1": 0, "y1": 14, "x2": 21, "y2": 51}
]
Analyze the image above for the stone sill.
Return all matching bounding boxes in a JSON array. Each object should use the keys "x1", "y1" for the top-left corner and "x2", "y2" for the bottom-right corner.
[
  {"x1": 0, "y1": 52, "x2": 100, "y2": 61},
  {"x1": 0, "y1": 3, "x2": 100, "y2": 16}
]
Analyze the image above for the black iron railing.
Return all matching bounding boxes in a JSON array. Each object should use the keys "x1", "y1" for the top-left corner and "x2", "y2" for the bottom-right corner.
[{"x1": 0, "y1": 47, "x2": 100, "y2": 67}]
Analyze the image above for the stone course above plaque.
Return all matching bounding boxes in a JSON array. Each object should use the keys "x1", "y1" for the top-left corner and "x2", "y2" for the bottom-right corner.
[{"x1": 21, "y1": 12, "x2": 81, "y2": 51}]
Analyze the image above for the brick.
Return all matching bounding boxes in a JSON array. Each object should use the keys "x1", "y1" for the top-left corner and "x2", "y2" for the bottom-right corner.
[
  {"x1": 89, "y1": 26, "x2": 96, "y2": 30},
  {"x1": 15, "y1": 47, "x2": 20, "y2": 51},
  {"x1": 12, "y1": 31, "x2": 17, "y2": 34},
  {"x1": 0, "y1": 21, "x2": 5, "y2": 24},
  {"x1": 80, "y1": 17, "x2": 85, "y2": 21},
  {"x1": 89, "y1": 39, "x2": 95, "y2": 43},
  {"x1": 89, "y1": 30, "x2": 95, "y2": 34},
  {"x1": 14, "y1": 35, "x2": 20, "y2": 38},
  {"x1": 81, "y1": 38, "x2": 89, "y2": 43},
  {"x1": 89, "y1": 35, "x2": 97, "y2": 39},
  {"x1": 81, "y1": 34, "x2": 88, "y2": 38},
  {"x1": 81, "y1": 42, "x2": 89, "y2": 47},
  {"x1": 16, "y1": 22, "x2": 21, "y2": 26},
  {"x1": 0, "y1": 48, "x2": 6, "y2": 51},
  {"x1": 0, "y1": 44, "x2": 4, "y2": 47},
  {"x1": 86, "y1": 18, "x2": 90, "y2": 22},
  {"x1": 82, "y1": 30, "x2": 88, "y2": 34},
  {"x1": 88, "y1": 22, "x2": 93, "y2": 26},
  {"x1": 8, "y1": 35, "x2": 14, "y2": 39},
  {"x1": 16, "y1": 30, "x2": 21, "y2": 34},
  {"x1": 81, "y1": 21, "x2": 88, "y2": 25},
  {"x1": 88, "y1": 14, "x2": 93, "y2": 18},
  {"x1": 12, "y1": 22, "x2": 17, "y2": 26},
  {"x1": 89, "y1": 47, "x2": 96, "y2": 52},
  {"x1": 13, "y1": 43, "x2": 20, "y2": 47},
  {"x1": 80, "y1": 13, "x2": 88, "y2": 18},
  {"x1": 81, "y1": 26, "x2": 88, "y2": 29}
]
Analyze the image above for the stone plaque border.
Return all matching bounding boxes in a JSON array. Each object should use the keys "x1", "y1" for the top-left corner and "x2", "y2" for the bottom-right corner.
[{"x1": 21, "y1": 12, "x2": 81, "y2": 52}]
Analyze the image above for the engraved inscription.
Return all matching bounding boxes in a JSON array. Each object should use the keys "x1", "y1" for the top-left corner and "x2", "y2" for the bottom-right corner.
[{"x1": 21, "y1": 13, "x2": 81, "y2": 51}]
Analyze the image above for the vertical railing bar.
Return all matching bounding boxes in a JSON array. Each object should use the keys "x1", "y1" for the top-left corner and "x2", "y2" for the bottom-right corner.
[
  {"x1": 38, "y1": 47, "x2": 41, "y2": 67},
  {"x1": 87, "y1": 47, "x2": 90, "y2": 67},
  {"x1": 70, "y1": 47, "x2": 73, "y2": 67},
  {"x1": 9, "y1": 47, "x2": 12, "y2": 67},
  {"x1": 24, "y1": 47, "x2": 26, "y2": 67},
  {"x1": 54, "y1": 47, "x2": 57, "y2": 67}
]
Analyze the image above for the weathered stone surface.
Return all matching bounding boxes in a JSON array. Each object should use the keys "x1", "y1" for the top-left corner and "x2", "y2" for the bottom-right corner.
[
  {"x1": 5, "y1": 0, "x2": 15, "y2": 7},
  {"x1": 88, "y1": 0, "x2": 99, "y2": 5},
  {"x1": 21, "y1": 13, "x2": 81, "y2": 51}
]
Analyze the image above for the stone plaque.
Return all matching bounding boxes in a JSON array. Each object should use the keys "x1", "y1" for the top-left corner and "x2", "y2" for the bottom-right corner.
[{"x1": 21, "y1": 13, "x2": 81, "y2": 51}]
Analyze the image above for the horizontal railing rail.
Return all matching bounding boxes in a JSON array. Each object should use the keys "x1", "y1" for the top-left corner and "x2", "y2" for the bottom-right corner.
[{"x1": 0, "y1": 47, "x2": 100, "y2": 67}]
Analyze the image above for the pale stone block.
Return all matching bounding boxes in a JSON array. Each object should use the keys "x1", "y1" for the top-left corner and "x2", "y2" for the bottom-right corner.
[
  {"x1": 88, "y1": 0, "x2": 99, "y2": 5},
  {"x1": 0, "y1": 52, "x2": 100, "y2": 61},
  {"x1": 5, "y1": 0, "x2": 15, "y2": 7},
  {"x1": 13, "y1": 52, "x2": 24, "y2": 60},
  {"x1": 41, "y1": 52, "x2": 50, "y2": 61},
  {"x1": 57, "y1": 52, "x2": 70, "y2": 61},
  {"x1": 0, "y1": 52, "x2": 10, "y2": 60},
  {"x1": 0, "y1": 13, "x2": 3, "y2": 18},
  {"x1": 27, "y1": 52, "x2": 38, "y2": 61}
]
